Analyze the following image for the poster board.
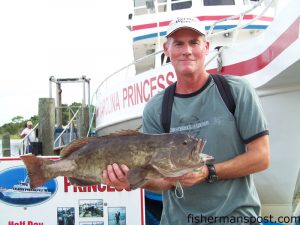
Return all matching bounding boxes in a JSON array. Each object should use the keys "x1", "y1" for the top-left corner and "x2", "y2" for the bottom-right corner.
[{"x1": 0, "y1": 157, "x2": 145, "y2": 225}]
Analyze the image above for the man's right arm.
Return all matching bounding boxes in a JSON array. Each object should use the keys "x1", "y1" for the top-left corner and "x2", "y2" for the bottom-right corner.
[{"x1": 20, "y1": 129, "x2": 26, "y2": 138}]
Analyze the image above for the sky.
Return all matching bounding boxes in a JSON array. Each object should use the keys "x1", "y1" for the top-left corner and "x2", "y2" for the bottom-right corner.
[
  {"x1": 0, "y1": 0, "x2": 288, "y2": 127},
  {"x1": 0, "y1": 0, "x2": 133, "y2": 126}
]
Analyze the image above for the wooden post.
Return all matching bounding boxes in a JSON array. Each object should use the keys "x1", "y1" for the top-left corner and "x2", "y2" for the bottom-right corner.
[
  {"x1": 79, "y1": 106, "x2": 89, "y2": 138},
  {"x1": 2, "y1": 133, "x2": 10, "y2": 157},
  {"x1": 39, "y1": 98, "x2": 55, "y2": 156},
  {"x1": 56, "y1": 83, "x2": 63, "y2": 128}
]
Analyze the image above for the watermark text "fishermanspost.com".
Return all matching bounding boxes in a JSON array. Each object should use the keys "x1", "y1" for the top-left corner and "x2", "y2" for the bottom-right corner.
[{"x1": 187, "y1": 213, "x2": 300, "y2": 224}]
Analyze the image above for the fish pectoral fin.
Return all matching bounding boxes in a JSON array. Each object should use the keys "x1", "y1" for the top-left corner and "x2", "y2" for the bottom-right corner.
[
  {"x1": 127, "y1": 168, "x2": 147, "y2": 190},
  {"x1": 151, "y1": 164, "x2": 176, "y2": 177},
  {"x1": 68, "y1": 177, "x2": 100, "y2": 186}
]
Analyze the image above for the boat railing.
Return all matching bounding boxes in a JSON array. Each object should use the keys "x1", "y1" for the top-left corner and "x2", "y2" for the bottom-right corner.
[
  {"x1": 133, "y1": 0, "x2": 277, "y2": 16},
  {"x1": 18, "y1": 106, "x2": 88, "y2": 155},
  {"x1": 53, "y1": 107, "x2": 81, "y2": 149},
  {"x1": 87, "y1": 105, "x2": 96, "y2": 137},
  {"x1": 94, "y1": 48, "x2": 161, "y2": 96},
  {"x1": 95, "y1": 0, "x2": 276, "y2": 97},
  {"x1": 207, "y1": 0, "x2": 276, "y2": 44}
]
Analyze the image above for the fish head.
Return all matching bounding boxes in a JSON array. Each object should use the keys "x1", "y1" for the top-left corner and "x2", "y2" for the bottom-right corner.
[
  {"x1": 170, "y1": 134, "x2": 212, "y2": 168},
  {"x1": 148, "y1": 133, "x2": 214, "y2": 178}
]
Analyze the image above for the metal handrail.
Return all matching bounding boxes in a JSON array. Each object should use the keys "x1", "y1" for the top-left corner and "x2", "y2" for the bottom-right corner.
[
  {"x1": 16, "y1": 106, "x2": 89, "y2": 156},
  {"x1": 208, "y1": 0, "x2": 275, "y2": 42},
  {"x1": 53, "y1": 107, "x2": 80, "y2": 147},
  {"x1": 205, "y1": 47, "x2": 226, "y2": 68},
  {"x1": 94, "y1": 0, "x2": 275, "y2": 98},
  {"x1": 94, "y1": 49, "x2": 163, "y2": 95},
  {"x1": 87, "y1": 105, "x2": 96, "y2": 137},
  {"x1": 207, "y1": 0, "x2": 265, "y2": 36}
]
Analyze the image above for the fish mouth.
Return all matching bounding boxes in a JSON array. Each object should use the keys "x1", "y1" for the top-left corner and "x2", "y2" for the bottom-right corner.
[
  {"x1": 195, "y1": 138, "x2": 206, "y2": 155},
  {"x1": 200, "y1": 153, "x2": 214, "y2": 164},
  {"x1": 190, "y1": 138, "x2": 215, "y2": 164}
]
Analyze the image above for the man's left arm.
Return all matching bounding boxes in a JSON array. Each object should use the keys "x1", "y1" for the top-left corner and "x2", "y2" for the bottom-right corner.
[
  {"x1": 215, "y1": 134, "x2": 270, "y2": 179},
  {"x1": 166, "y1": 134, "x2": 270, "y2": 186},
  {"x1": 215, "y1": 77, "x2": 270, "y2": 179}
]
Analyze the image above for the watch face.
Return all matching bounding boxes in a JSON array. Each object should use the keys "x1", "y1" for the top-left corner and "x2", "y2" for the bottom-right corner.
[{"x1": 209, "y1": 175, "x2": 218, "y2": 183}]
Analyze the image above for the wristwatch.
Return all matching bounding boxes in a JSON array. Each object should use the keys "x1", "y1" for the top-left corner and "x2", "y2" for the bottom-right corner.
[{"x1": 206, "y1": 164, "x2": 218, "y2": 183}]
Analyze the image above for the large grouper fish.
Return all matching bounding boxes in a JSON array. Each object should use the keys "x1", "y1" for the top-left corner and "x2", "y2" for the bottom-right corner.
[{"x1": 20, "y1": 130, "x2": 213, "y2": 189}]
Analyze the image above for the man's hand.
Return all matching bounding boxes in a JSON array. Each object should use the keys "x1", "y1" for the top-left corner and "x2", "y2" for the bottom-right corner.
[
  {"x1": 102, "y1": 163, "x2": 130, "y2": 189},
  {"x1": 164, "y1": 166, "x2": 209, "y2": 187}
]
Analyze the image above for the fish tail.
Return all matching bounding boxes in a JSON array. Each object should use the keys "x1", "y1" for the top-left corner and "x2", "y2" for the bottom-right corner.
[{"x1": 20, "y1": 154, "x2": 53, "y2": 188}]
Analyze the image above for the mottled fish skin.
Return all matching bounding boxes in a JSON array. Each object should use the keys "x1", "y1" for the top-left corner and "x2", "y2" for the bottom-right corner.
[{"x1": 20, "y1": 130, "x2": 212, "y2": 189}]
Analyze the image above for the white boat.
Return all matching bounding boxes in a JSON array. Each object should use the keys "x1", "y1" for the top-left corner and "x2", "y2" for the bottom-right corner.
[
  {"x1": 0, "y1": 178, "x2": 51, "y2": 199},
  {"x1": 94, "y1": 0, "x2": 300, "y2": 223}
]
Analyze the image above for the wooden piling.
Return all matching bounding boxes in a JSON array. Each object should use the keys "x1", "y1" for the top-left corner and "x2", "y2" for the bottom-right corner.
[
  {"x1": 1, "y1": 133, "x2": 10, "y2": 157},
  {"x1": 38, "y1": 98, "x2": 55, "y2": 156},
  {"x1": 79, "y1": 106, "x2": 89, "y2": 138}
]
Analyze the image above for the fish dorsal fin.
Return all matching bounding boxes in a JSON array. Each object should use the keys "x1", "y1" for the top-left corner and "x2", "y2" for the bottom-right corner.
[
  {"x1": 60, "y1": 137, "x2": 99, "y2": 158},
  {"x1": 109, "y1": 129, "x2": 141, "y2": 137}
]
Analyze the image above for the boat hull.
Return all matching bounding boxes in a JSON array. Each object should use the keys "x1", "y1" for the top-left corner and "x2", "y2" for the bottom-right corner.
[{"x1": 1, "y1": 189, "x2": 51, "y2": 199}]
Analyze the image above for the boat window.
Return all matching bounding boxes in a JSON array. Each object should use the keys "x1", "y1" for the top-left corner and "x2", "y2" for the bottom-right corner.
[
  {"x1": 134, "y1": 0, "x2": 169, "y2": 15},
  {"x1": 134, "y1": 0, "x2": 148, "y2": 7},
  {"x1": 171, "y1": 0, "x2": 192, "y2": 11},
  {"x1": 130, "y1": 0, "x2": 169, "y2": 14},
  {"x1": 134, "y1": 0, "x2": 156, "y2": 15},
  {"x1": 203, "y1": 0, "x2": 235, "y2": 6},
  {"x1": 158, "y1": 0, "x2": 167, "y2": 13}
]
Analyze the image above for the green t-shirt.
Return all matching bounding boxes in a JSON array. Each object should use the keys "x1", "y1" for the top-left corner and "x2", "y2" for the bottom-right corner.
[{"x1": 142, "y1": 75, "x2": 269, "y2": 225}]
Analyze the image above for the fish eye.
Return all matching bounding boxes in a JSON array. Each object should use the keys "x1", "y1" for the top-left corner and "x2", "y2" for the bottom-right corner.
[{"x1": 183, "y1": 140, "x2": 188, "y2": 145}]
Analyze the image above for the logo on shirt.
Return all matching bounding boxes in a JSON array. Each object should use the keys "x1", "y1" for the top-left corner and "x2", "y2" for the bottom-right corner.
[{"x1": 170, "y1": 120, "x2": 209, "y2": 133}]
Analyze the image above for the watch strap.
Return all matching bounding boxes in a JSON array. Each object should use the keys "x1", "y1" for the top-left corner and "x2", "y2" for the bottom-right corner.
[{"x1": 206, "y1": 164, "x2": 218, "y2": 183}]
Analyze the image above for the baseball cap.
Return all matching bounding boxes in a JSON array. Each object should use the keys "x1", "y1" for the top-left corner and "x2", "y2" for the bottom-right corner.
[
  {"x1": 166, "y1": 17, "x2": 206, "y2": 37},
  {"x1": 27, "y1": 121, "x2": 33, "y2": 126}
]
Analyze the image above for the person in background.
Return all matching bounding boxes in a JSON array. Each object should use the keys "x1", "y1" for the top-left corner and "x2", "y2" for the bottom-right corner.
[
  {"x1": 102, "y1": 17, "x2": 270, "y2": 225},
  {"x1": 20, "y1": 120, "x2": 36, "y2": 153}
]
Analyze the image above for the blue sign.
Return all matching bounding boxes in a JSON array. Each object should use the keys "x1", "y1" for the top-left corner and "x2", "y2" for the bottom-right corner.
[{"x1": 0, "y1": 166, "x2": 57, "y2": 206}]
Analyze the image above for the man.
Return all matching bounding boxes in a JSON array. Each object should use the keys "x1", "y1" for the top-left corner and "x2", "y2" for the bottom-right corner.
[
  {"x1": 20, "y1": 120, "x2": 36, "y2": 153},
  {"x1": 115, "y1": 211, "x2": 120, "y2": 225},
  {"x1": 103, "y1": 17, "x2": 270, "y2": 225}
]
